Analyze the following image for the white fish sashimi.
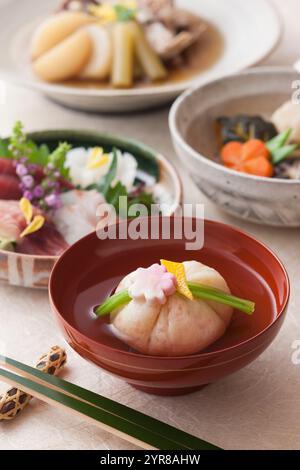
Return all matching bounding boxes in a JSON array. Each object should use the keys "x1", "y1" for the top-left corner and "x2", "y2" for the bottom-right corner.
[{"x1": 53, "y1": 190, "x2": 105, "y2": 245}]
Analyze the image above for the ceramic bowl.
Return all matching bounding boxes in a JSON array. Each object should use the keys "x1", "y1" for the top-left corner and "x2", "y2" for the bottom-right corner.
[
  {"x1": 169, "y1": 67, "x2": 300, "y2": 226},
  {"x1": 0, "y1": 0, "x2": 281, "y2": 112},
  {"x1": 0, "y1": 130, "x2": 181, "y2": 288},
  {"x1": 49, "y1": 218, "x2": 289, "y2": 396}
]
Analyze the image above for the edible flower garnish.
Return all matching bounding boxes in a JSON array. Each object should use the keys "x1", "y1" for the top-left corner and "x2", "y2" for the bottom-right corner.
[
  {"x1": 86, "y1": 147, "x2": 110, "y2": 170},
  {"x1": 127, "y1": 264, "x2": 177, "y2": 305},
  {"x1": 160, "y1": 259, "x2": 193, "y2": 300},
  {"x1": 89, "y1": 1, "x2": 137, "y2": 23},
  {"x1": 13, "y1": 140, "x2": 70, "y2": 212},
  {"x1": 19, "y1": 198, "x2": 45, "y2": 238},
  {"x1": 20, "y1": 196, "x2": 33, "y2": 224}
]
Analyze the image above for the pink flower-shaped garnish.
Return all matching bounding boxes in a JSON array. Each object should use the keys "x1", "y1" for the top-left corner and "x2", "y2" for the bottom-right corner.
[{"x1": 128, "y1": 264, "x2": 177, "y2": 305}]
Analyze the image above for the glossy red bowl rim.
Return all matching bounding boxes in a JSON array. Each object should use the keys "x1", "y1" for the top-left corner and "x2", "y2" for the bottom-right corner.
[{"x1": 49, "y1": 218, "x2": 290, "y2": 361}]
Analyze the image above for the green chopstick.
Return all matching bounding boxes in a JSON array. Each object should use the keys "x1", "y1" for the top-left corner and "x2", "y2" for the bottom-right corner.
[{"x1": 0, "y1": 356, "x2": 221, "y2": 450}]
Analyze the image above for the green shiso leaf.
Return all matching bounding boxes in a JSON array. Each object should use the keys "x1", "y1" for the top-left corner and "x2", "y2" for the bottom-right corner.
[
  {"x1": 128, "y1": 191, "x2": 155, "y2": 213},
  {"x1": 92, "y1": 147, "x2": 155, "y2": 216},
  {"x1": 95, "y1": 283, "x2": 255, "y2": 317},
  {"x1": 101, "y1": 147, "x2": 118, "y2": 198},
  {"x1": 105, "y1": 181, "x2": 128, "y2": 214},
  {"x1": 0, "y1": 139, "x2": 10, "y2": 157}
]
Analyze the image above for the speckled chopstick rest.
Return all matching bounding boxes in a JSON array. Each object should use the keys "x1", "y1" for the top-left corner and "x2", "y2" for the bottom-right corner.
[{"x1": 0, "y1": 346, "x2": 67, "y2": 421}]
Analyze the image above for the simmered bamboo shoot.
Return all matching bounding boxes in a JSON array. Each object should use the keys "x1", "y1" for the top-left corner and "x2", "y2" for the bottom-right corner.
[
  {"x1": 111, "y1": 22, "x2": 134, "y2": 88},
  {"x1": 131, "y1": 22, "x2": 168, "y2": 82}
]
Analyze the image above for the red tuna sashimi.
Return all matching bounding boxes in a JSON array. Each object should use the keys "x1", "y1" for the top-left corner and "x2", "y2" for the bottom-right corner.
[
  {"x1": 16, "y1": 223, "x2": 68, "y2": 256},
  {"x1": 0, "y1": 199, "x2": 68, "y2": 256},
  {"x1": 0, "y1": 157, "x2": 16, "y2": 175},
  {"x1": 0, "y1": 157, "x2": 74, "y2": 200},
  {"x1": 0, "y1": 158, "x2": 22, "y2": 200},
  {"x1": 0, "y1": 174, "x2": 22, "y2": 200}
]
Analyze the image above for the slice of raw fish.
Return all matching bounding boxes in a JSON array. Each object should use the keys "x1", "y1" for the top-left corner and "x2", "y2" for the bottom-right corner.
[
  {"x1": 0, "y1": 157, "x2": 74, "y2": 199},
  {"x1": 0, "y1": 174, "x2": 22, "y2": 200},
  {"x1": 53, "y1": 189, "x2": 105, "y2": 245},
  {"x1": 0, "y1": 157, "x2": 16, "y2": 176},
  {"x1": 0, "y1": 199, "x2": 68, "y2": 256},
  {"x1": 0, "y1": 200, "x2": 28, "y2": 241},
  {"x1": 16, "y1": 223, "x2": 68, "y2": 256}
]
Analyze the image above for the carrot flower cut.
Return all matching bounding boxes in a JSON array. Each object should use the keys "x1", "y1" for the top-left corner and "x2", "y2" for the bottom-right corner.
[
  {"x1": 221, "y1": 139, "x2": 273, "y2": 177},
  {"x1": 220, "y1": 128, "x2": 298, "y2": 177}
]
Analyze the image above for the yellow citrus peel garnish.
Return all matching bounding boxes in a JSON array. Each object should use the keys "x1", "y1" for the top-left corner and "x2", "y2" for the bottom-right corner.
[
  {"x1": 19, "y1": 197, "x2": 45, "y2": 238},
  {"x1": 89, "y1": 3, "x2": 117, "y2": 23},
  {"x1": 20, "y1": 197, "x2": 33, "y2": 224},
  {"x1": 86, "y1": 147, "x2": 110, "y2": 170},
  {"x1": 89, "y1": 1, "x2": 137, "y2": 23},
  {"x1": 20, "y1": 215, "x2": 45, "y2": 238},
  {"x1": 160, "y1": 259, "x2": 193, "y2": 300}
]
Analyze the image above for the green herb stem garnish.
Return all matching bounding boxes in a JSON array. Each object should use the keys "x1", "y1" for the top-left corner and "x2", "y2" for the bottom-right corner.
[
  {"x1": 188, "y1": 283, "x2": 255, "y2": 315},
  {"x1": 94, "y1": 284, "x2": 255, "y2": 317},
  {"x1": 266, "y1": 128, "x2": 298, "y2": 165},
  {"x1": 95, "y1": 289, "x2": 132, "y2": 317},
  {"x1": 48, "y1": 142, "x2": 71, "y2": 179}
]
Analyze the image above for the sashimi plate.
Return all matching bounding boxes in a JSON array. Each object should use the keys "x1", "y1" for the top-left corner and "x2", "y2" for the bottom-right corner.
[
  {"x1": 0, "y1": 0, "x2": 281, "y2": 112},
  {"x1": 0, "y1": 129, "x2": 181, "y2": 289}
]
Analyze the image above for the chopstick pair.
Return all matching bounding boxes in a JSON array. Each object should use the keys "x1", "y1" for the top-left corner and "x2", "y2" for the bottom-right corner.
[{"x1": 0, "y1": 355, "x2": 221, "y2": 451}]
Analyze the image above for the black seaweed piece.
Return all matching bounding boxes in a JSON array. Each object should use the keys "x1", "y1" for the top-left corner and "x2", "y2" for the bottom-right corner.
[{"x1": 217, "y1": 115, "x2": 277, "y2": 145}]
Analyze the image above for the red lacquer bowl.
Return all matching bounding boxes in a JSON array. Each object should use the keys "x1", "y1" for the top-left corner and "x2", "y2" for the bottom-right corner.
[{"x1": 49, "y1": 218, "x2": 290, "y2": 396}]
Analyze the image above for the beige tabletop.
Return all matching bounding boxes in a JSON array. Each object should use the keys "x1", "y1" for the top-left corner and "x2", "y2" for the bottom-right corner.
[{"x1": 1, "y1": 0, "x2": 300, "y2": 450}]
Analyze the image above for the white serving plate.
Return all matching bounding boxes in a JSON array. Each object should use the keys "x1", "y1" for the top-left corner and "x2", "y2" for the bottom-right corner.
[{"x1": 0, "y1": 0, "x2": 281, "y2": 112}]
